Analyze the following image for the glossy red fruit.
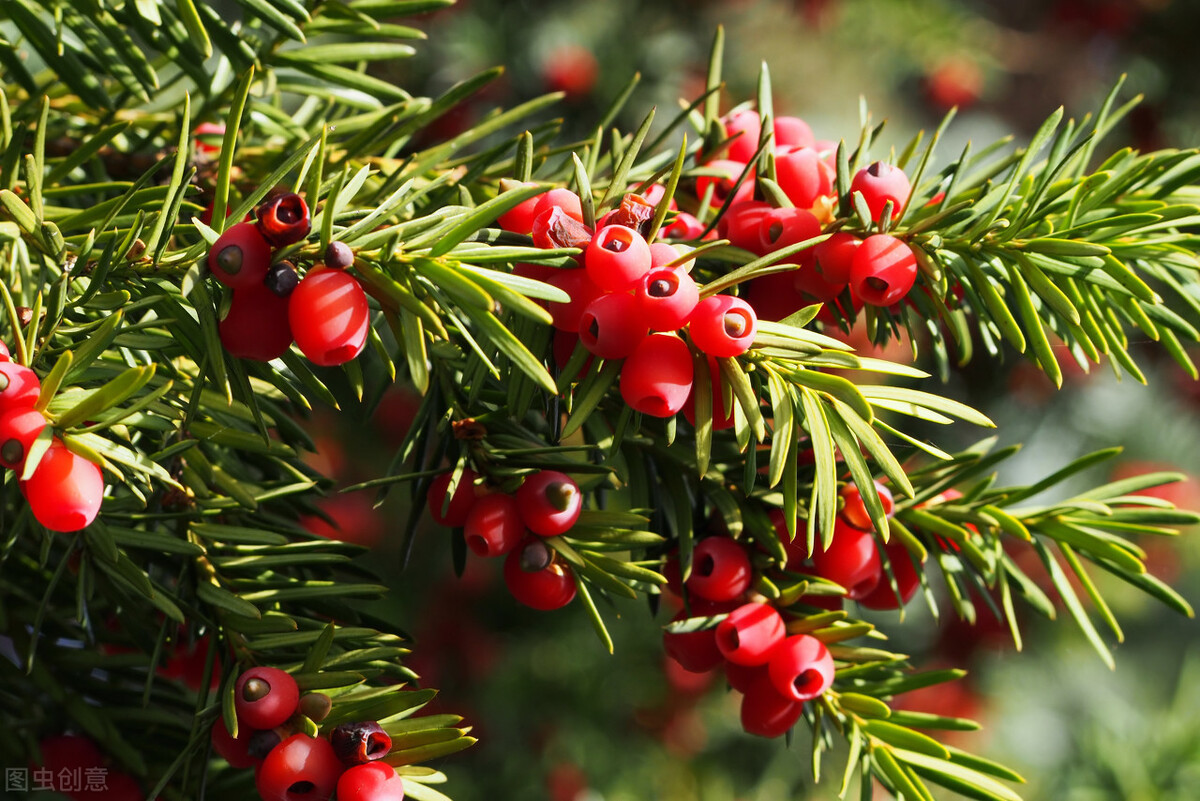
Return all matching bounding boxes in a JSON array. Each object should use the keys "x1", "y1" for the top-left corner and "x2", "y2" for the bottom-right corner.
[
  {"x1": 463, "y1": 493, "x2": 525, "y2": 558},
  {"x1": 532, "y1": 206, "x2": 593, "y2": 250},
  {"x1": 619, "y1": 334, "x2": 694, "y2": 417},
  {"x1": 683, "y1": 354, "x2": 735, "y2": 431},
  {"x1": 235, "y1": 667, "x2": 300, "y2": 731},
  {"x1": 516, "y1": 470, "x2": 582, "y2": 537},
  {"x1": 686, "y1": 537, "x2": 752, "y2": 602},
  {"x1": 767, "y1": 634, "x2": 835, "y2": 702},
  {"x1": 743, "y1": 270, "x2": 807, "y2": 323},
  {"x1": 330, "y1": 721, "x2": 393, "y2": 765},
  {"x1": 585, "y1": 225, "x2": 652, "y2": 292},
  {"x1": 208, "y1": 222, "x2": 273, "y2": 290},
  {"x1": 775, "y1": 146, "x2": 834, "y2": 210},
  {"x1": 0, "y1": 406, "x2": 46, "y2": 469},
  {"x1": 662, "y1": 608, "x2": 725, "y2": 673},
  {"x1": 0, "y1": 361, "x2": 41, "y2": 410},
  {"x1": 289, "y1": 269, "x2": 370, "y2": 366},
  {"x1": 427, "y1": 469, "x2": 478, "y2": 527},
  {"x1": 725, "y1": 660, "x2": 768, "y2": 694},
  {"x1": 22, "y1": 441, "x2": 104, "y2": 532},
  {"x1": 257, "y1": 192, "x2": 311, "y2": 248},
  {"x1": 858, "y1": 541, "x2": 922, "y2": 610},
  {"x1": 849, "y1": 234, "x2": 918, "y2": 307},
  {"x1": 0, "y1": 339, "x2": 9, "y2": 360},
  {"x1": 774, "y1": 116, "x2": 816, "y2": 149},
  {"x1": 504, "y1": 537, "x2": 577, "y2": 610},
  {"x1": 546, "y1": 268, "x2": 604, "y2": 332},
  {"x1": 850, "y1": 162, "x2": 911, "y2": 223},
  {"x1": 717, "y1": 201, "x2": 771, "y2": 254},
  {"x1": 715, "y1": 603, "x2": 786, "y2": 666},
  {"x1": 840, "y1": 480, "x2": 895, "y2": 531},
  {"x1": 211, "y1": 715, "x2": 260, "y2": 769},
  {"x1": 256, "y1": 734, "x2": 343, "y2": 801},
  {"x1": 793, "y1": 256, "x2": 846, "y2": 302},
  {"x1": 757, "y1": 207, "x2": 821, "y2": 253},
  {"x1": 723, "y1": 109, "x2": 764, "y2": 163},
  {"x1": 811, "y1": 231, "x2": 861, "y2": 286},
  {"x1": 688, "y1": 295, "x2": 757, "y2": 358},
  {"x1": 740, "y1": 675, "x2": 804, "y2": 738},
  {"x1": 532, "y1": 188, "x2": 585, "y2": 225},
  {"x1": 497, "y1": 180, "x2": 545, "y2": 234},
  {"x1": 697, "y1": 160, "x2": 756, "y2": 209},
  {"x1": 579, "y1": 292, "x2": 649, "y2": 359},
  {"x1": 811, "y1": 520, "x2": 883, "y2": 600},
  {"x1": 661, "y1": 211, "x2": 708, "y2": 240},
  {"x1": 636, "y1": 268, "x2": 700, "y2": 332},
  {"x1": 220, "y1": 284, "x2": 294, "y2": 362},
  {"x1": 337, "y1": 762, "x2": 406, "y2": 801}
]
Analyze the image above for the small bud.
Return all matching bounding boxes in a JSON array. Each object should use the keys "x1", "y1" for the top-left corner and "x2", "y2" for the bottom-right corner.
[{"x1": 324, "y1": 241, "x2": 354, "y2": 270}]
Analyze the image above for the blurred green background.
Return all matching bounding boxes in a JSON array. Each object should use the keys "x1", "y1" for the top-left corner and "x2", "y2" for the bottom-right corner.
[{"x1": 305, "y1": 1, "x2": 1200, "y2": 798}]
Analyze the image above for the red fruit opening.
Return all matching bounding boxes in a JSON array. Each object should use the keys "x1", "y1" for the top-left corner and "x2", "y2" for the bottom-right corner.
[
  {"x1": 695, "y1": 553, "x2": 715, "y2": 577},
  {"x1": 717, "y1": 627, "x2": 739, "y2": 652},
  {"x1": 649, "y1": 276, "x2": 677, "y2": 297},
  {"x1": 290, "y1": 782, "x2": 316, "y2": 795},
  {"x1": 795, "y1": 669, "x2": 823, "y2": 696},
  {"x1": 865, "y1": 276, "x2": 888, "y2": 292}
]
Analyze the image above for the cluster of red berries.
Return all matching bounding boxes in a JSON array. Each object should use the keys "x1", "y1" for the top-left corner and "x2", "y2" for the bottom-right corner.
[
  {"x1": 30, "y1": 734, "x2": 143, "y2": 800},
  {"x1": 0, "y1": 342, "x2": 104, "y2": 533},
  {"x1": 427, "y1": 467, "x2": 581, "y2": 610},
  {"x1": 211, "y1": 666, "x2": 405, "y2": 801},
  {"x1": 209, "y1": 194, "x2": 369, "y2": 366},
  {"x1": 498, "y1": 188, "x2": 758, "y2": 418},
  {"x1": 685, "y1": 109, "x2": 918, "y2": 321}
]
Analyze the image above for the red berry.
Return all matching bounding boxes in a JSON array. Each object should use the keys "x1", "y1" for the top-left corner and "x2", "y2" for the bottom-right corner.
[
  {"x1": 774, "y1": 116, "x2": 816, "y2": 149},
  {"x1": 497, "y1": 181, "x2": 545, "y2": 235},
  {"x1": 662, "y1": 609, "x2": 724, "y2": 671},
  {"x1": 725, "y1": 660, "x2": 768, "y2": 694},
  {"x1": 516, "y1": 470, "x2": 582, "y2": 537},
  {"x1": 793, "y1": 256, "x2": 846, "y2": 302},
  {"x1": 427, "y1": 469, "x2": 478, "y2": 527},
  {"x1": 619, "y1": 333, "x2": 694, "y2": 417},
  {"x1": 255, "y1": 734, "x2": 343, "y2": 801},
  {"x1": 579, "y1": 292, "x2": 649, "y2": 359},
  {"x1": 697, "y1": 159, "x2": 755, "y2": 208},
  {"x1": 0, "y1": 339, "x2": 9, "y2": 360},
  {"x1": 337, "y1": 761, "x2": 407, "y2": 801},
  {"x1": 849, "y1": 234, "x2": 918, "y2": 307},
  {"x1": 504, "y1": 537, "x2": 577, "y2": 610},
  {"x1": 850, "y1": 162, "x2": 911, "y2": 223},
  {"x1": 0, "y1": 361, "x2": 41, "y2": 410},
  {"x1": 532, "y1": 188, "x2": 585, "y2": 225},
  {"x1": 546, "y1": 269, "x2": 604, "y2": 332},
  {"x1": 288, "y1": 269, "x2": 370, "y2": 366},
  {"x1": 774, "y1": 146, "x2": 834, "y2": 210},
  {"x1": 235, "y1": 666, "x2": 300, "y2": 730},
  {"x1": 208, "y1": 222, "x2": 272, "y2": 290},
  {"x1": 463, "y1": 493, "x2": 525, "y2": 558},
  {"x1": 661, "y1": 211, "x2": 708, "y2": 240},
  {"x1": 858, "y1": 541, "x2": 922, "y2": 610},
  {"x1": 715, "y1": 603, "x2": 786, "y2": 666},
  {"x1": 552, "y1": 329, "x2": 591, "y2": 372},
  {"x1": 688, "y1": 295, "x2": 757, "y2": 358},
  {"x1": 811, "y1": 231, "x2": 861, "y2": 286},
  {"x1": 686, "y1": 537, "x2": 752, "y2": 602},
  {"x1": 811, "y1": 519, "x2": 883, "y2": 600},
  {"x1": 22, "y1": 440, "x2": 104, "y2": 532},
  {"x1": 757, "y1": 207, "x2": 821, "y2": 253},
  {"x1": 211, "y1": 715, "x2": 260, "y2": 769},
  {"x1": 637, "y1": 267, "x2": 700, "y2": 331},
  {"x1": 0, "y1": 406, "x2": 46, "y2": 470},
  {"x1": 740, "y1": 674, "x2": 804, "y2": 738},
  {"x1": 220, "y1": 284, "x2": 294, "y2": 362},
  {"x1": 585, "y1": 225, "x2": 652, "y2": 292},
  {"x1": 194, "y1": 121, "x2": 226, "y2": 155},
  {"x1": 723, "y1": 109, "x2": 764, "y2": 163},
  {"x1": 840, "y1": 480, "x2": 895, "y2": 531},
  {"x1": 330, "y1": 720, "x2": 393, "y2": 765},
  {"x1": 256, "y1": 192, "x2": 312, "y2": 248},
  {"x1": 717, "y1": 201, "x2": 771, "y2": 254},
  {"x1": 649, "y1": 242, "x2": 689, "y2": 269},
  {"x1": 743, "y1": 271, "x2": 807, "y2": 323},
  {"x1": 767, "y1": 633, "x2": 835, "y2": 702}
]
